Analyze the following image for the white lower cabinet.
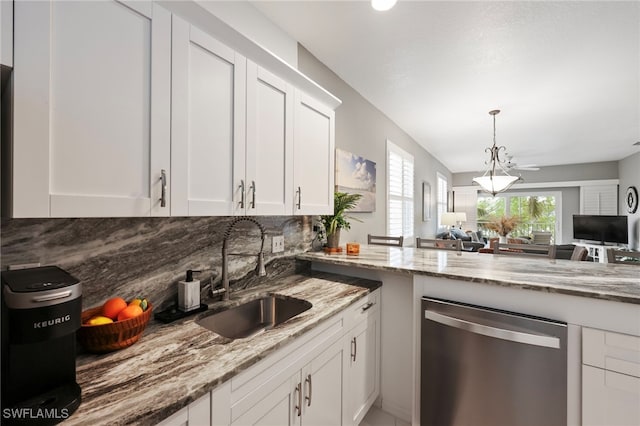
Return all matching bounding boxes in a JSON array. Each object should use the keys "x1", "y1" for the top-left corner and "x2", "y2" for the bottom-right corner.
[
  {"x1": 582, "y1": 327, "x2": 640, "y2": 426},
  {"x1": 232, "y1": 339, "x2": 344, "y2": 426},
  {"x1": 343, "y1": 291, "x2": 380, "y2": 426},
  {"x1": 157, "y1": 290, "x2": 381, "y2": 426},
  {"x1": 157, "y1": 393, "x2": 211, "y2": 426}
]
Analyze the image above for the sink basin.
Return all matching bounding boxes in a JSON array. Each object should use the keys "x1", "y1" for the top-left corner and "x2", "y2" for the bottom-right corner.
[{"x1": 197, "y1": 295, "x2": 312, "y2": 339}]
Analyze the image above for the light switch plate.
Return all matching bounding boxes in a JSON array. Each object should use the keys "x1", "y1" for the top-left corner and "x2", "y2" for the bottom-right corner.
[{"x1": 272, "y1": 235, "x2": 284, "y2": 253}]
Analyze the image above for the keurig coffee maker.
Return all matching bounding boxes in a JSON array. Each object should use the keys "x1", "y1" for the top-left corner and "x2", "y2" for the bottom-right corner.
[{"x1": 1, "y1": 266, "x2": 82, "y2": 425}]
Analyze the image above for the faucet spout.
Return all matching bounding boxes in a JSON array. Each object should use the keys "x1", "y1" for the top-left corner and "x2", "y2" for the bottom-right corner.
[{"x1": 218, "y1": 217, "x2": 267, "y2": 300}]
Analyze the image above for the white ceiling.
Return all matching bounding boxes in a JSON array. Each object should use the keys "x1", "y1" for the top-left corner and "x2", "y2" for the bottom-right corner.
[{"x1": 252, "y1": 1, "x2": 640, "y2": 173}]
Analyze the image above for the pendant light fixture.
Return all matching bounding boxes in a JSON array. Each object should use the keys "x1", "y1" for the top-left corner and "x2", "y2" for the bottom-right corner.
[{"x1": 472, "y1": 110, "x2": 522, "y2": 196}]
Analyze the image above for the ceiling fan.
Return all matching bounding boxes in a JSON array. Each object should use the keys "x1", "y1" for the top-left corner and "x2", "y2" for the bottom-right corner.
[{"x1": 504, "y1": 154, "x2": 540, "y2": 171}]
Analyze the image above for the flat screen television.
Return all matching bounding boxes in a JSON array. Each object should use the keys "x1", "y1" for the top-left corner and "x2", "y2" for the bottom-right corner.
[{"x1": 573, "y1": 215, "x2": 628, "y2": 245}]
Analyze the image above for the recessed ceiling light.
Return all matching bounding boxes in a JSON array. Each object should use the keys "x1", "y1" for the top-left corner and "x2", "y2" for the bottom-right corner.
[{"x1": 371, "y1": 0, "x2": 398, "y2": 12}]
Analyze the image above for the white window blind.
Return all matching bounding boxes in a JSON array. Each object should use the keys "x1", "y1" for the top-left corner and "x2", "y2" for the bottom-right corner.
[
  {"x1": 580, "y1": 184, "x2": 618, "y2": 215},
  {"x1": 437, "y1": 173, "x2": 448, "y2": 228},
  {"x1": 387, "y1": 141, "x2": 414, "y2": 243}
]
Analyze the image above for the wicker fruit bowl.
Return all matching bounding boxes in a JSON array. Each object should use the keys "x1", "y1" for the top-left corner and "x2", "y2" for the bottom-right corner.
[{"x1": 77, "y1": 302, "x2": 152, "y2": 353}]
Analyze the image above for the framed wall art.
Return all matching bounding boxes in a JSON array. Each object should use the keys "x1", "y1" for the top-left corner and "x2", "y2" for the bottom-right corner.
[{"x1": 335, "y1": 148, "x2": 376, "y2": 212}]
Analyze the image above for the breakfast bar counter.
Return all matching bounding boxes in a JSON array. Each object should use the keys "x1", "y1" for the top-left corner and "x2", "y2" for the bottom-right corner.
[
  {"x1": 297, "y1": 245, "x2": 640, "y2": 304},
  {"x1": 298, "y1": 245, "x2": 640, "y2": 425}
]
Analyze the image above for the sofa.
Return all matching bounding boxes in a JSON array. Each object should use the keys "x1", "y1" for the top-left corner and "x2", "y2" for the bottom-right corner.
[{"x1": 436, "y1": 229, "x2": 486, "y2": 252}]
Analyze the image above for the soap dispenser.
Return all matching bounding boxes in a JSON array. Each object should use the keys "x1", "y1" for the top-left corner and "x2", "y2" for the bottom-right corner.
[{"x1": 178, "y1": 270, "x2": 201, "y2": 312}]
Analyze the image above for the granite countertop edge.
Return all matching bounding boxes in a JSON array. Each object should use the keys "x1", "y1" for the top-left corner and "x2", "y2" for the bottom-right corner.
[{"x1": 68, "y1": 271, "x2": 381, "y2": 426}]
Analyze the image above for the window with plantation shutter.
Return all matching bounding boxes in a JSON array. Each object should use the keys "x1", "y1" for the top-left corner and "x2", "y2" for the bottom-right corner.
[
  {"x1": 437, "y1": 173, "x2": 448, "y2": 229},
  {"x1": 387, "y1": 140, "x2": 414, "y2": 244}
]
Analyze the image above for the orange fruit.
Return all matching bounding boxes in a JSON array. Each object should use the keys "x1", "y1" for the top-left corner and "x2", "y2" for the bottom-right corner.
[
  {"x1": 102, "y1": 297, "x2": 128, "y2": 320},
  {"x1": 117, "y1": 304, "x2": 143, "y2": 321},
  {"x1": 128, "y1": 297, "x2": 148, "y2": 311}
]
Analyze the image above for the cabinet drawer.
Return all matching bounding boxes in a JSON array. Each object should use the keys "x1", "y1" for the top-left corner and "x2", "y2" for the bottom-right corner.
[
  {"x1": 583, "y1": 327, "x2": 640, "y2": 378},
  {"x1": 344, "y1": 289, "x2": 379, "y2": 330}
]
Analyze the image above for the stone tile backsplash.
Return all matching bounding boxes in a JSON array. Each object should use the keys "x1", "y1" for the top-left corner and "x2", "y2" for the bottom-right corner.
[{"x1": 1, "y1": 216, "x2": 314, "y2": 309}]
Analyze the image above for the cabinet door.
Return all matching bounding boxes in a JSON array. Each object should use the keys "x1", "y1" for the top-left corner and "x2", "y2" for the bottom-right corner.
[
  {"x1": 301, "y1": 338, "x2": 344, "y2": 426},
  {"x1": 13, "y1": 0, "x2": 171, "y2": 217},
  {"x1": 292, "y1": 91, "x2": 335, "y2": 215},
  {"x1": 345, "y1": 315, "x2": 380, "y2": 426},
  {"x1": 171, "y1": 16, "x2": 246, "y2": 216},
  {"x1": 582, "y1": 365, "x2": 640, "y2": 426},
  {"x1": 232, "y1": 372, "x2": 299, "y2": 426},
  {"x1": 245, "y1": 61, "x2": 294, "y2": 216},
  {"x1": 1, "y1": 0, "x2": 12, "y2": 67}
]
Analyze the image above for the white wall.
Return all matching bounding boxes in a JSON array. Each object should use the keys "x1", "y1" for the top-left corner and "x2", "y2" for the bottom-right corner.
[
  {"x1": 196, "y1": 0, "x2": 298, "y2": 68},
  {"x1": 619, "y1": 151, "x2": 640, "y2": 249},
  {"x1": 297, "y1": 46, "x2": 452, "y2": 244}
]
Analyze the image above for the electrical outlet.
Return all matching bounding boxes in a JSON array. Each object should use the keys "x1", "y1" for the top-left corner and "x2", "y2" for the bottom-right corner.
[{"x1": 272, "y1": 235, "x2": 285, "y2": 253}]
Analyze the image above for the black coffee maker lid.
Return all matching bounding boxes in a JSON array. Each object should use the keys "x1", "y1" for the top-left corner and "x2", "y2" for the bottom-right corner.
[{"x1": 1, "y1": 266, "x2": 79, "y2": 293}]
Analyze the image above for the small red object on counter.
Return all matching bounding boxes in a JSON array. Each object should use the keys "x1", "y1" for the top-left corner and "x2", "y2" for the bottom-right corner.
[{"x1": 346, "y1": 242, "x2": 360, "y2": 256}]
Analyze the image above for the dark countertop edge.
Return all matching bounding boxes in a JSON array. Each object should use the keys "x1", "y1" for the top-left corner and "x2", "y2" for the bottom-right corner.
[
  {"x1": 296, "y1": 254, "x2": 640, "y2": 305},
  {"x1": 71, "y1": 271, "x2": 382, "y2": 426}
]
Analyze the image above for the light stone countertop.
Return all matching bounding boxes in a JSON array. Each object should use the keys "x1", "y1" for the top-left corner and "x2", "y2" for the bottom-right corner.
[
  {"x1": 297, "y1": 245, "x2": 640, "y2": 305},
  {"x1": 66, "y1": 271, "x2": 380, "y2": 426}
]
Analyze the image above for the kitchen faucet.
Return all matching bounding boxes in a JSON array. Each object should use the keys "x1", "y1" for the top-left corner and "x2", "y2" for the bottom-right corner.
[{"x1": 217, "y1": 217, "x2": 267, "y2": 301}]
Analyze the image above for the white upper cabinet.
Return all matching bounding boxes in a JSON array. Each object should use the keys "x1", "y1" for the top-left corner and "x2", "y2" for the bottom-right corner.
[
  {"x1": 10, "y1": 1, "x2": 339, "y2": 218},
  {"x1": 12, "y1": 0, "x2": 171, "y2": 217},
  {"x1": 1, "y1": 0, "x2": 12, "y2": 67},
  {"x1": 293, "y1": 91, "x2": 335, "y2": 215},
  {"x1": 246, "y1": 61, "x2": 294, "y2": 216},
  {"x1": 170, "y1": 15, "x2": 246, "y2": 216}
]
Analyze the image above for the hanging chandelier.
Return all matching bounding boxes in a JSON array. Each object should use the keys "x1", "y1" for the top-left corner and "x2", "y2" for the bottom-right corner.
[{"x1": 472, "y1": 110, "x2": 522, "y2": 196}]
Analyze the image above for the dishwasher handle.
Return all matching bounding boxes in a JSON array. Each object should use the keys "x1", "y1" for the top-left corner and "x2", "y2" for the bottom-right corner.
[{"x1": 424, "y1": 310, "x2": 560, "y2": 349}]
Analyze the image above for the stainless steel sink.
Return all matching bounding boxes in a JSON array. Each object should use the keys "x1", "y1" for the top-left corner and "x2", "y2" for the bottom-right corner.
[{"x1": 197, "y1": 295, "x2": 312, "y2": 339}]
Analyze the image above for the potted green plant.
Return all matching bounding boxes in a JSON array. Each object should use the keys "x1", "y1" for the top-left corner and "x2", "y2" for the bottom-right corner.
[{"x1": 320, "y1": 192, "x2": 362, "y2": 249}]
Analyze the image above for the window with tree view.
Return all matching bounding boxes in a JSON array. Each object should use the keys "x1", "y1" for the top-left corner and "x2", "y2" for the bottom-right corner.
[{"x1": 477, "y1": 193, "x2": 560, "y2": 242}]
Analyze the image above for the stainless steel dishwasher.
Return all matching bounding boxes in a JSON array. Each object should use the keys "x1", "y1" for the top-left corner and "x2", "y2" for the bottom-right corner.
[{"x1": 421, "y1": 297, "x2": 567, "y2": 426}]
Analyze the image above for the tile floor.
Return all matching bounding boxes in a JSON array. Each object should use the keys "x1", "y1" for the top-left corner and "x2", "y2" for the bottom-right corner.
[{"x1": 359, "y1": 406, "x2": 410, "y2": 426}]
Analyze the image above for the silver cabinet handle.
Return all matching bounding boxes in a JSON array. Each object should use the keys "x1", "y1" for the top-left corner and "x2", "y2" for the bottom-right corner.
[
  {"x1": 296, "y1": 186, "x2": 302, "y2": 209},
  {"x1": 351, "y1": 337, "x2": 357, "y2": 362},
  {"x1": 249, "y1": 180, "x2": 256, "y2": 209},
  {"x1": 238, "y1": 180, "x2": 245, "y2": 209},
  {"x1": 160, "y1": 169, "x2": 167, "y2": 207},
  {"x1": 294, "y1": 382, "x2": 302, "y2": 417},
  {"x1": 304, "y1": 374, "x2": 312, "y2": 407},
  {"x1": 424, "y1": 310, "x2": 561, "y2": 349},
  {"x1": 361, "y1": 302, "x2": 375, "y2": 313}
]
